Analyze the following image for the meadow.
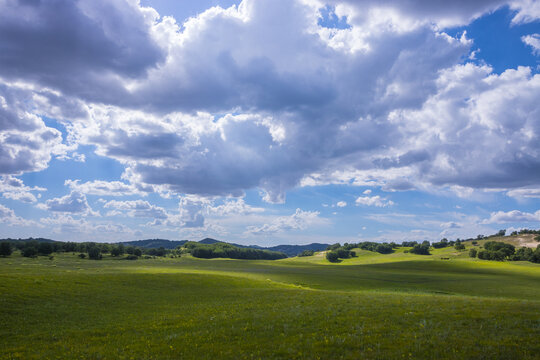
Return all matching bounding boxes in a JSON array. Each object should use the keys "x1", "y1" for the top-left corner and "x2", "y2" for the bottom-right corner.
[{"x1": 1, "y1": 243, "x2": 539, "y2": 359}]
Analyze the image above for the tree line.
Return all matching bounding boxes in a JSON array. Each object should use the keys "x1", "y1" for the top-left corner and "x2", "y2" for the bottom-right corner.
[
  {"x1": 469, "y1": 241, "x2": 540, "y2": 263},
  {"x1": 0, "y1": 239, "x2": 174, "y2": 260},
  {"x1": 181, "y1": 241, "x2": 286, "y2": 260}
]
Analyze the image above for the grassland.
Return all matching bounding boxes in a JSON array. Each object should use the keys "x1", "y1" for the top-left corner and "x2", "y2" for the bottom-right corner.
[{"x1": 1, "y1": 242, "x2": 539, "y2": 359}]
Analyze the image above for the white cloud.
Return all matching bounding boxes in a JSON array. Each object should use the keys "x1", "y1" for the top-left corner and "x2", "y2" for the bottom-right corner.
[
  {"x1": 0, "y1": 175, "x2": 45, "y2": 203},
  {"x1": 38, "y1": 191, "x2": 97, "y2": 215},
  {"x1": 510, "y1": 0, "x2": 540, "y2": 24},
  {"x1": 103, "y1": 199, "x2": 168, "y2": 220},
  {"x1": 521, "y1": 33, "x2": 540, "y2": 56},
  {"x1": 0, "y1": 0, "x2": 539, "y2": 233},
  {"x1": 356, "y1": 195, "x2": 394, "y2": 207},
  {"x1": 0, "y1": 204, "x2": 40, "y2": 227},
  {"x1": 336, "y1": 201, "x2": 347, "y2": 207},
  {"x1": 65, "y1": 179, "x2": 149, "y2": 197},
  {"x1": 245, "y1": 208, "x2": 326, "y2": 235},
  {"x1": 507, "y1": 188, "x2": 540, "y2": 199},
  {"x1": 40, "y1": 214, "x2": 136, "y2": 238},
  {"x1": 483, "y1": 210, "x2": 540, "y2": 223},
  {"x1": 208, "y1": 198, "x2": 265, "y2": 216}
]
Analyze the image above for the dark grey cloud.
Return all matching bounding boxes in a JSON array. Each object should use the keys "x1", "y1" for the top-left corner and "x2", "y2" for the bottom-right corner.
[{"x1": 0, "y1": 0, "x2": 164, "y2": 103}]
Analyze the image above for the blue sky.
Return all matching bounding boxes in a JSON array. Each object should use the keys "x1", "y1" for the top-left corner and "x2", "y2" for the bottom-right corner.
[{"x1": 1, "y1": 0, "x2": 540, "y2": 245}]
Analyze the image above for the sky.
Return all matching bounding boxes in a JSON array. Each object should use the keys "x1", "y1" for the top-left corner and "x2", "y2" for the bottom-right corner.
[{"x1": 1, "y1": 0, "x2": 540, "y2": 246}]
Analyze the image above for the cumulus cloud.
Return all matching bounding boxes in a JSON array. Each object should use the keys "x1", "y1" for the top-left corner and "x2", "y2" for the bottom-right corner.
[
  {"x1": 208, "y1": 198, "x2": 265, "y2": 216},
  {"x1": 521, "y1": 33, "x2": 540, "y2": 56},
  {"x1": 0, "y1": 176, "x2": 45, "y2": 203},
  {"x1": 40, "y1": 214, "x2": 136, "y2": 238},
  {"x1": 6, "y1": 0, "x2": 476, "y2": 201},
  {"x1": 0, "y1": 83, "x2": 68, "y2": 176},
  {"x1": 1, "y1": 0, "x2": 540, "y2": 236},
  {"x1": 510, "y1": 0, "x2": 540, "y2": 24},
  {"x1": 103, "y1": 200, "x2": 168, "y2": 220},
  {"x1": 0, "y1": 204, "x2": 39, "y2": 227},
  {"x1": 245, "y1": 208, "x2": 325, "y2": 235},
  {"x1": 65, "y1": 179, "x2": 149, "y2": 197},
  {"x1": 0, "y1": 0, "x2": 164, "y2": 103},
  {"x1": 483, "y1": 210, "x2": 540, "y2": 223},
  {"x1": 38, "y1": 191, "x2": 96, "y2": 215},
  {"x1": 355, "y1": 195, "x2": 394, "y2": 207},
  {"x1": 336, "y1": 201, "x2": 347, "y2": 207}
]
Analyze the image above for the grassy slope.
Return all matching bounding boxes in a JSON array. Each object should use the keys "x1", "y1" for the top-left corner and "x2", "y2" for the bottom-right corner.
[{"x1": 1, "y1": 244, "x2": 539, "y2": 359}]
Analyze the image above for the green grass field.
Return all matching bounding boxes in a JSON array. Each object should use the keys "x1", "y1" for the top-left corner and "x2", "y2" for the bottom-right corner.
[{"x1": 1, "y1": 244, "x2": 539, "y2": 359}]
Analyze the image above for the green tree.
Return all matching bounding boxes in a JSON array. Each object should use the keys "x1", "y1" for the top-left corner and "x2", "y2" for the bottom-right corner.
[
  {"x1": 410, "y1": 244, "x2": 430, "y2": 255},
  {"x1": 38, "y1": 242, "x2": 53, "y2": 255},
  {"x1": 326, "y1": 251, "x2": 339, "y2": 262},
  {"x1": 469, "y1": 248, "x2": 477, "y2": 258},
  {"x1": 298, "y1": 250, "x2": 314, "y2": 257},
  {"x1": 22, "y1": 247, "x2": 38, "y2": 258},
  {"x1": 88, "y1": 246, "x2": 102, "y2": 260},
  {"x1": 0, "y1": 242, "x2": 12, "y2": 257}
]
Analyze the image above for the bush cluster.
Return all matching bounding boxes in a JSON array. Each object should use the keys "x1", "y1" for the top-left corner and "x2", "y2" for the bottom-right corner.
[{"x1": 468, "y1": 241, "x2": 540, "y2": 263}]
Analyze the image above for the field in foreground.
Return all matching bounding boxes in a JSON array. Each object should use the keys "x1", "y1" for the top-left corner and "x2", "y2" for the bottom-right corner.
[{"x1": 1, "y1": 247, "x2": 539, "y2": 359}]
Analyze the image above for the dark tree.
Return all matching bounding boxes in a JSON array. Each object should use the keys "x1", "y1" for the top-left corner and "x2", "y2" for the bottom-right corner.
[
  {"x1": 298, "y1": 250, "x2": 315, "y2": 257},
  {"x1": 88, "y1": 246, "x2": 102, "y2": 260},
  {"x1": 410, "y1": 244, "x2": 430, "y2": 255},
  {"x1": 375, "y1": 243, "x2": 393, "y2": 254},
  {"x1": 0, "y1": 242, "x2": 12, "y2": 257},
  {"x1": 326, "y1": 251, "x2": 339, "y2": 262},
  {"x1": 110, "y1": 246, "x2": 122, "y2": 257},
  {"x1": 469, "y1": 248, "x2": 477, "y2": 258},
  {"x1": 22, "y1": 247, "x2": 38, "y2": 258},
  {"x1": 38, "y1": 242, "x2": 53, "y2": 256}
]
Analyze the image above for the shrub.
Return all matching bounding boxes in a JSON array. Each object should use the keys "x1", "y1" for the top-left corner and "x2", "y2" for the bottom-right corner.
[
  {"x1": 336, "y1": 248, "x2": 352, "y2": 259},
  {"x1": 469, "y1": 248, "x2": 477, "y2": 258},
  {"x1": 511, "y1": 247, "x2": 533, "y2": 261},
  {"x1": 432, "y1": 239, "x2": 449, "y2": 249},
  {"x1": 375, "y1": 243, "x2": 393, "y2": 254},
  {"x1": 326, "y1": 251, "x2": 339, "y2": 262},
  {"x1": 298, "y1": 250, "x2": 314, "y2": 257},
  {"x1": 326, "y1": 243, "x2": 341, "y2": 251},
  {"x1": 410, "y1": 244, "x2": 430, "y2": 255},
  {"x1": 126, "y1": 255, "x2": 138, "y2": 260},
  {"x1": 484, "y1": 241, "x2": 515, "y2": 258},
  {"x1": 455, "y1": 243, "x2": 465, "y2": 251},
  {"x1": 78, "y1": 253, "x2": 86, "y2": 259}
]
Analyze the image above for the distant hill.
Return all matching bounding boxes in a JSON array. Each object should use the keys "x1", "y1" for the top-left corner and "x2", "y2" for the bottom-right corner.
[
  {"x1": 263, "y1": 243, "x2": 329, "y2": 257},
  {"x1": 198, "y1": 238, "x2": 221, "y2": 245},
  {"x1": 0, "y1": 237, "x2": 330, "y2": 257},
  {"x1": 119, "y1": 238, "x2": 329, "y2": 257},
  {"x1": 0, "y1": 237, "x2": 58, "y2": 243},
  {"x1": 119, "y1": 239, "x2": 188, "y2": 249}
]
